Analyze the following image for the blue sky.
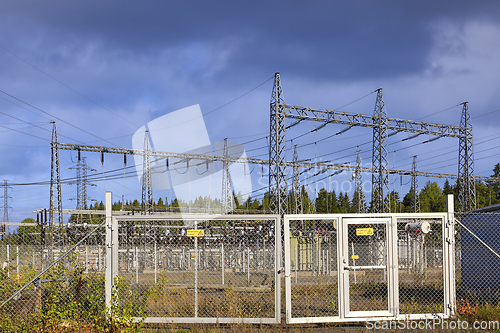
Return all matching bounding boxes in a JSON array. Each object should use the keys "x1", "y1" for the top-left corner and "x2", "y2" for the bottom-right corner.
[{"x1": 1, "y1": 1, "x2": 500, "y2": 222}]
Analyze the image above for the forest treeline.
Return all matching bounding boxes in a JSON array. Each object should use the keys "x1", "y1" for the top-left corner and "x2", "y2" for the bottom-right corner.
[
  {"x1": 90, "y1": 163, "x2": 500, "y2": 214},
  {"x1": 7, "y1": 164, "x2": 499, "y2": 244}
]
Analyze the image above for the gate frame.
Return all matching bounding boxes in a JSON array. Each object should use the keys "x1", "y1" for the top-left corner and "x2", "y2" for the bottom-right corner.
[
  {"x1": 105, "y1": 192, "x2": 282, "y2": 324},
  {"x1": 341, "y1": 217, "x2": 396, "y2": 319},
  {"x1": 284, "y1": 204, "x2": 456, "y2": 324}
]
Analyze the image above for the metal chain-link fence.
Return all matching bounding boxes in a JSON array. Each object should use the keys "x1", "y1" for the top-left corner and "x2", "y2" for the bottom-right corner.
[
  {"x1": 397, "y1": 217, "x2": 444, "y2": 315},
  {"x1": 455, "y1": 212, "x2": 500, "y2": 308},
  {"x1": 286, "y1": 218, "x2": 338, "y2": 318},
  {"x1": 0, "y1": 217, "x2": 108, "y2": 332},
  {"x1": 9, "y1": 210, "x2": 500, "y2": 328},
  {"x1": 346, "y1": 221, "x2": 387, "y2": 313}
]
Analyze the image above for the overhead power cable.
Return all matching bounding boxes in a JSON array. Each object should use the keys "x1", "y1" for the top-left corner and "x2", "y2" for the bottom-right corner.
[
  {"x1": 0, "y1": 124, "x2": 50, "y2": 142},
  {"x1": 0, "y1": 89, "x2": 121, "y2": 147},
  {"x1": 0, "y1": 110, "x2": 84, "y2": 144},
  {"x1": 414, "y1": 104, "x2": 460, "y2": 121},
  {"x1": 0, "y1": 43, "x2": 138, "y2": 128}
]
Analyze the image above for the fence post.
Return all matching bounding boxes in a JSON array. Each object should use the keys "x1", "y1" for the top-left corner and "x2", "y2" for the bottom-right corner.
[
  {"x1": 105, "y1": 191, "x2": 116, "y2": 315},
  {"x1": 444, "y1": 194, "x2": 456, "y2": 317},
  {"x1": 194, "y1": 220, "x2": 198, "y2": 318},
  {"x1": 275, "y1": 215, "x2": 282, "y2": 323}
]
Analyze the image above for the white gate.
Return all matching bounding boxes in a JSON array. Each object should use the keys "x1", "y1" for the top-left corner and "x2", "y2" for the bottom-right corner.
[{"x1": 284, "y1": 211, "x2": 455, "y2": 323}]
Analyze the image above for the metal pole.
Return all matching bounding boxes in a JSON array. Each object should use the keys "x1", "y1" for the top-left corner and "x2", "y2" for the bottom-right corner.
[
  {"x1": 322, "y1": 249, "x2": 325, "y2": 275},
  {"x1": 135, "y1": 246, "x2": 138, "y2": 284},
  {"x1": 154, "y1": 241, "x2": 157, "y2": 284},
  {"x1": 445, "y1": 194, "x2": 456, "y2": 317},
  {"x1": 327, "y1": 249, "x2": 330, "y2": 276},
  {"x1": 413, "y1": 237, "x2": 417, "y2": 273},
  {"x1": 194, "y1": 220, "x2": 198, "y2": 318},
  {"x1": 85, "y1": 245, "x2": 89, "y2": 274},
  {"x1": 221, "y1": 242, "x2": 224, "y2": 285},
  {"x1": 420, "y1": 235, "x2": 424, "y2": 274},
  {"x1": 105, "y1": 192, "x2": 116, "y2": 316},
  {"x1": 262, "y1": 239, "x2": 266, "y2": 271},
  {"x1": 247, "y1": 247, "x2": 250, "y2": 285},
  {"x1": 407, "y1": 233, "x2": 410, "y2": 274},
  {"x1": 7, "y1": 245, "x2": 9, "y2": 278},
  {"x1": 295, "y1": 246, "x2": 298, "y2": 284},
  {"x1": 16, "y1": 245, "x2": 19, "y2": 279},
  {"x1": 352, "y1": 242, "x2": 356, "y2": 284},
  {"x1": 424, "y1": 243, "x2": 427, "y2": 280}
]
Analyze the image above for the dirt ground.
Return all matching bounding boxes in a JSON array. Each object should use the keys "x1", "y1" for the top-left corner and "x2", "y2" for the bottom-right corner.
[{"x1": 139, "y1": 323, "x2": 370, "y2": 332}]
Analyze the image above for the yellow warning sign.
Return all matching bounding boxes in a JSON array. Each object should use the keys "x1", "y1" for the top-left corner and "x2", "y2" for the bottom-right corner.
[
  {"x1": 187, "y1": 229, "x2": 205, "y2": 237},
  {"x1": 356, "y1": 228, "x2": 373, "y2": 236},
  {"x1": 351, "y1": 255, "x2": 359, "y2": 260}
]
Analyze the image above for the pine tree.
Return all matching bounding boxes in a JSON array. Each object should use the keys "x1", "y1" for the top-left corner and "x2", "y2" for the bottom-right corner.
[
  {"x1": 328, "y1": 190, "x2": 339, "y2": 213},
  {"x1": 315, "y1": 188, "x2": 328, "y2": 213},
  {"x1": 487, "y1": 163, "x2": 500, "y2": 204},
  {"x1": 420, "y1": 181, "x2": 445, "y2": 212},
  {"x1": 443, "y1": 179, "x2": 454, "y2": 195}
]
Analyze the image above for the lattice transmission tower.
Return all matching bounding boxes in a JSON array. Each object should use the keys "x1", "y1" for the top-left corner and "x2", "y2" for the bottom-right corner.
[
  {"x1": 142, "y1": 130, "x2": 154, "y2": 214},
  {"x1": 371, "y1": 88, "x2": 390, "y2": 213},
  {"x1": 1, "y1": 180, "x2": 12, "y2": 236},
  {"x1": 458, "y1": 102, "x2": 476, "y2": 212},
  {"x1": 49, "y1": 121, "x2": 63, "y2": 228},
  {"x1": 269, "y1": 73, "x2": 288, "y2": 216},
  {"x1": 221, "y1": 138, "x2": 234, "y2": 214},
  {"x1": 69, "y1": 156, "x2": 96, "y2": 210}
]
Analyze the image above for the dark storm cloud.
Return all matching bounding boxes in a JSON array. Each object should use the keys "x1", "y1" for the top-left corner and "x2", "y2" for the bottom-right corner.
[
  {"x1": 1, "y1": 0, "x2": 500, "y2": 221},
  {"x1": 3, "y1": 0, "x2": 500, "y2": 84}
]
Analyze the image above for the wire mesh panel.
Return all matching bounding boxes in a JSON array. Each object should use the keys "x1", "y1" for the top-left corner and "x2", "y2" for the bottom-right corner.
[
  {"x1": 0, "y1": 218, "x2": 107, "y2": 332},
  {"x1": 285, "y1": 218, "x2": 338, "y2": 319},
  {"x1": 397, "y1": 217, "x2": 444, "y2": 315},
  {"x1": 346, "y1": 220, "x2": 388, "y2": 313},
  {"x1": 114, "y1": 214, "x2": 280, "y2": 324},
  {"x1": 456, "y1": 212, "x2": 500, "y2": 308}
]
